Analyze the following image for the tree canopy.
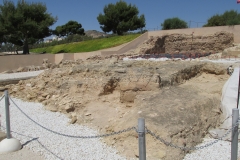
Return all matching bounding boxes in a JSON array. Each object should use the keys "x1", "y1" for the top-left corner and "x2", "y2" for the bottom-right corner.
[
  {"x1": 203, "y1": 10, "x2": 240, "y2": 27},
  {"x1": 161, "y1": 17, "x2": 188, "y2": 30},
  {"x1": 54, "y1": 20, "x2": 85, "y2": 37},
  {"x1": 97, "y1": 0, "x2": 145, "y2": 35},
  {"x1": 0, "y1": 0, "x2": 57, "y2": 54}
]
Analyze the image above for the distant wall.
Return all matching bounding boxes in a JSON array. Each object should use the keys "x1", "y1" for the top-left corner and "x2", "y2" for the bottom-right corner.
[
  {"x1": 142, "y1": 31, "x2": 233, "y2": 54},
  {"x1": 54, "y1": 53, "x2": 75, "y2": 64},
  {"x1": 63, "y1": 53, "x2": 74, "y2": 61},
  {"x1": 0, "y1": 54, "x2": 55, "y2": 72},
  {"x1": 148, "y1": 25, "x2": 240, "y2": 43},
  {"x1": 0, "y1": 52, "x2": 101, "y2": 72},
  {"x1": 1, "y1": 25, "x2": 240, "y2": 72},
  {"x1": 55, "y1": 54, "x2": 64, "y2": 64}
]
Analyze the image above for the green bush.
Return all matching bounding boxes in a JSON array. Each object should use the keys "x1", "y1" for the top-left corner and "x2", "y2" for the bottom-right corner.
[
  {"x1": 204, "y1": 10, "x2": 240, "y2": 27},
  {"x1": 161, "y1": 17, "x2": 188, "y2": 30}
]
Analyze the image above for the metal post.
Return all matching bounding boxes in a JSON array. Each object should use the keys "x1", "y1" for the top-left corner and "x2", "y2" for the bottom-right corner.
[
  {"x1": 231, "y1": 108, "x2": 239, "y2": 160},
  {"x1": 138, "y1": 118, "x2": 146, "y2": 160},
  {"x1": 237, "y1": 66, "x2": 240, "y2": 109},
  {"x1": 4, "y1": 90, "x2": 11, "y2": 139}
]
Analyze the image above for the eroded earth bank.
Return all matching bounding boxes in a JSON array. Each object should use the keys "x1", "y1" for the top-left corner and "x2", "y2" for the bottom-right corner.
[{"x1": 4, "y1": 58, "x2": 230, "y2": 160}]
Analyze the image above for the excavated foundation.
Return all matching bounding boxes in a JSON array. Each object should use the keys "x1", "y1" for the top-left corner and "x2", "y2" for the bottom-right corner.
[{"x1": 3, "y1": 59, "x2": 229, "y2": 160}]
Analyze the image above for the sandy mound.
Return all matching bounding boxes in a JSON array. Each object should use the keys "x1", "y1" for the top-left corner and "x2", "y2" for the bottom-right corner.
[{"x1": 3, "y1": 58, "x2": 231, "y2": 159}]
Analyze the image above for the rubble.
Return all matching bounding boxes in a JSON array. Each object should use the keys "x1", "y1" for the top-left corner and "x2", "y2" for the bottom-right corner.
[{"x1": 4, "y1": 58, "x2": 229, "y2": 160}]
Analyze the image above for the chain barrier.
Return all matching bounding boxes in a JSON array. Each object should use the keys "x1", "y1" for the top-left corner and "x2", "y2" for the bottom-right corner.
[
  {"x1": 5, "y1": 96, "x2": 240, "y2": 152},
  {"x1": 146, "y1": 119, "x2": 240, "y2": 151},
  {"x1": 0, "y1": 126, "x2": 64, "y2": 160},
  {"x1": 0, "y1": 95, "x2": 4, "y2": 102},
  {"x1": 9, "y1": 97, "x2": 137, "y2": 138}
]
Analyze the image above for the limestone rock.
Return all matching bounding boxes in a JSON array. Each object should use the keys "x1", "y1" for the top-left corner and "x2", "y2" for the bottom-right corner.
[
  {"x1": 0, "y1": 87, "x2": 7, "y2": 91},
  {"x1": 45, "y1": 105, "x2": 58, "y2": 112},
  {"x1": 115, "y1": 69, "x2": 126, "y2": 73},
  {"x1": 69, "y1": 116, "x2": 77, "y2": 124},
  {"x1": 85, "y1": 113, "x2": 91, "y2": 116},
  {"x1": 16, "y1": 67, "x2": 27, "y2": 72},
  {"x1": 37, "y1": 96, "x2": 45, "y2": 102},
  {"x1": 2, "y1": 70, "x2": 13, "y2": 74},
  {"x1": 41, "y1": 92, "x2": 49, "y2": 98},
  {"x1": 64, "y1": 104, "x2": 75, "y2": 113},
  {"x1": 26, "y1": 83, "x2": 32, "y2": 87}
]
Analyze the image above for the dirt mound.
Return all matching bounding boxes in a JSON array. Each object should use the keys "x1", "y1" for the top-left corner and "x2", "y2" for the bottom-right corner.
[
  {"x1": 5, "y1": 59, "x2": 229, "y2": 159},
  {"x1": 126, "y1": 31, "x2": 233, "y2": 55}
]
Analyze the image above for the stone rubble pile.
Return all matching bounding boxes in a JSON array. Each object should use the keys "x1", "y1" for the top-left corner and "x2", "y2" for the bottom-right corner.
[{"x1": 1, "y1": 58, "x2": 229, "y2": 159}]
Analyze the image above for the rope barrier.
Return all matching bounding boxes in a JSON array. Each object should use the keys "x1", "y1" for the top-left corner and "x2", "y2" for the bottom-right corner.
[
  {"x1": 146, "y1": 119, "x2": 240, "y2": 150},
  {"x1": 8, "y1": 96, "x2": 239, "y2": 150},
  {"x1": 1, "y1": 95, "x2": 239, "y2": 158},
  {"x1": 9, "y1": 96, "x2": 137, "y2": 139}
]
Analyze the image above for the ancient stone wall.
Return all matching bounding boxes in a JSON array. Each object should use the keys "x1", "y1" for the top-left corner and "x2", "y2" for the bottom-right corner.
[{"x1": 140, "y1": 31, "x2": 234, "y2": 54}]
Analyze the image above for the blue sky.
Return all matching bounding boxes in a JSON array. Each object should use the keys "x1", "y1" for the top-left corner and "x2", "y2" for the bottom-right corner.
[{"x1": 1, "y1": 0, "x2": 240, "y2": 32}]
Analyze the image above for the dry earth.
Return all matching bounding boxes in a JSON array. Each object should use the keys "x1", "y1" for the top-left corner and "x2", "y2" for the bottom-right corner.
[{"x1": 1, "y1": 57, "x2": 231, "y2": 160}]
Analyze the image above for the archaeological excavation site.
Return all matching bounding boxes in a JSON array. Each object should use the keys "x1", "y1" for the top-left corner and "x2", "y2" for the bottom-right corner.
[{"x1": 0, "y1": 29, "x2": 240, "y2": 160}]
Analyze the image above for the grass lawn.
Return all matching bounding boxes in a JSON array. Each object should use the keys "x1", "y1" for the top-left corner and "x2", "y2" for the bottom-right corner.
[{"x1": 30, "y1": 34, "x2": 142, "y2": 54}]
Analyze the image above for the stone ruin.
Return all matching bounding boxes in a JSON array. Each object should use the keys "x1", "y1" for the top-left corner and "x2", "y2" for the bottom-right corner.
[
  {"x1": 0, "y1": 30, "x2": 237, "y2": 159},
  {"x1": 135, "y1": 31, "x2": 234, "y2": 55},
  {"x1": 5, "y1": 57, "x2": 230, "y2": 160}
]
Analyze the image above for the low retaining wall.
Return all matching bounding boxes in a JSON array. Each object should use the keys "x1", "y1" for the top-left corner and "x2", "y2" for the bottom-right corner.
[
  {"x1": 0, "y1": 54, "x2": 55, "y2": 72},
  {"x1": 1, "y1": 25, "x2": 240, "y2": 72},
  {"x1": 148, "y1": 25, "x2": 240, "y2": 43},
  {"x1": 74, "y1": 51, "x2": 101, "y2": 60},
  {"x1": 141, "y1": 31, "x2": 233, "y2": 54}
]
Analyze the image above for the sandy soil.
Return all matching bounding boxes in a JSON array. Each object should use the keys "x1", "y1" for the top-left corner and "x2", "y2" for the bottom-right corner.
[
  {"x1": 0, "y1": 147, "x2": 44, "y2": 160},
  {"x1": 0, "y1": 67, "x2": 230, "y2": 160}
]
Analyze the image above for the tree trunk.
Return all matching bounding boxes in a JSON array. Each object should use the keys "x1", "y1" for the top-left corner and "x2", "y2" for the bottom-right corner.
[
  {"x1": 23, "y1": 38, "x2": 29, "y2": 54},
  {"x1": 117, "y1": 30, "x2": 123, "y2": 35}
]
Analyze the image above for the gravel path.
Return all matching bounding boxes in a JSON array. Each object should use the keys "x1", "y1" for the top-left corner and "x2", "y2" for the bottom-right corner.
[
  {"x1": 0, "y1": 70, "x2": 44, "y2": 81},
  {"x1": 184, "y1": 138, "x2": 240, "y2": 160},
  {"x1": 1, "y1": 96, "x2": 239, "y2": 160},
  {"x1": 0, "y1": 97, "x2": 128, "y2": 160}
]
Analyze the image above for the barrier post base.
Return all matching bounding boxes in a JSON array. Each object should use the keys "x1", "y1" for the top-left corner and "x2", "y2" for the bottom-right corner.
[{"x1": 0, "y1": 138, "x2": 22, "y2": 154}]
